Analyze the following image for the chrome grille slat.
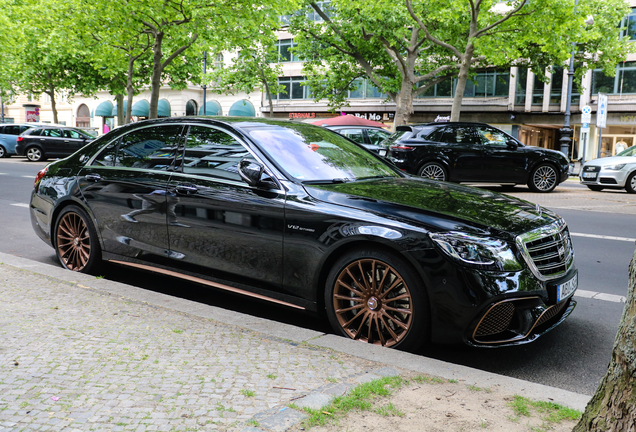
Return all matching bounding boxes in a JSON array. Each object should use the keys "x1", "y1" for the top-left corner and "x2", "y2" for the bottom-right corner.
[{"x1": 516, "y1": 219, "x2": 574, "y2": 281}]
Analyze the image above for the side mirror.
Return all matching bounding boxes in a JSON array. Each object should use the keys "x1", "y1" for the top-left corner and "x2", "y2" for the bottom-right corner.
[
  {"x1": 238, "y1": 158, "x2": 277, "y2": 189},
  {"x1": 506, "y1": 139, "x2": 519, "y2": 149}
]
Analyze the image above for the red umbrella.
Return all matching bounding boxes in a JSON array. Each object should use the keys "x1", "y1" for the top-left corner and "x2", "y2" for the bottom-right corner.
[{"x1": 311, "y1": 114, "x2": 386, "y2": 127}]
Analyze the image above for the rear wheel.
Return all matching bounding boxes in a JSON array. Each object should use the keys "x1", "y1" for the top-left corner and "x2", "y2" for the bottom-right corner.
[
  {"x1": 55, "y1": 205, "x2": 102, "y2": 273},
  {"x1": 527, "y1": 163, "x2": 558, "y2": 193},
  {"x1": 418, "y1": 162, "x2": 447, "y2": 181},
  {"x1": 587, "y1": 185, "x2": 604, "y2": 192},
  {"x1": 325, "y1": 248, "x2": 429, "y2": 352},
  {"x1": 626, "y1": 172, "x2": 636, "y2": 194},
  {"x1": 0, "y1": 145, "x2": 6, "y2": 158},
  {"x1": 26, "y1": 146, "x2": 45, "y2": 162}
]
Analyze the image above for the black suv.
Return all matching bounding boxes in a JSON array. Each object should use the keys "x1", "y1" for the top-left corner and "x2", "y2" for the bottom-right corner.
[
  {"x1": 16, "y1": 126, "x2": 95, "y2": 162},
  {"x1": 386, "y1": 122, "x2": 570, "y2": 192}
]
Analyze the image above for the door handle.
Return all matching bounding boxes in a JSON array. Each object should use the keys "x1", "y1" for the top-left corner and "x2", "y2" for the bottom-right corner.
[
  {"x1": 64, "y1": 140, "x2": 70, "y2": 143},
  {"x1": 175, "y1": 184, "x2": 198, "y2": 194},
  {"x1": 84, "y1": 173, "x2": 101, "y2": 182}
]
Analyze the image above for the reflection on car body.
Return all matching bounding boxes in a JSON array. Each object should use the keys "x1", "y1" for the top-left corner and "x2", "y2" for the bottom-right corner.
[{"x1": 29, "y1": 117, "x2": 578, "y2": 352}]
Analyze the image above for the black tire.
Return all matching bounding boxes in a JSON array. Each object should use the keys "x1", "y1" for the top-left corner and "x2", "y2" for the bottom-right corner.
[
  {"x1": 587, "y1": 185, "x2": 604, "y2": 192},
  {"x1": 324, "y1": 247, "x2": 429, "y2": 352},
  {"x1": 418, "y1": 162, "x2": 447, "y2": 181},
  {"x1": 626, "y1": 172, "x2": 636, "y2": 194},
  {"x1": 54, "y1": 205, "x2": 102, "y2": 273},
  {"x1": 527, "y1": 163, "x2": 558, "y2": 193},
  {"x1": 0, "y1": 145, "x2": 6, "y2": 158},
  {"x1": 25, "y1": 146, "x2": 45, "y2": 162}
]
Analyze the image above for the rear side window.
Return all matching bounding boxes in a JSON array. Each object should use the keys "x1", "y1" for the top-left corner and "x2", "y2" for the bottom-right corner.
[
  {"x1": 384, "y1": 130, "x2": 410, "y2": 146},
  {"x1": 92, "y1": 125, "x2": 183, "y2": 170},
  {"x1": 2, "y1": 125, "x2": 21, "y2": 135},
  {"x1": 64, "y1": 129, "x2": 83, "y2": 139},
  {"x1": 42, "y1": 129, "x2": 62, "y2": 137},
  {"x1": 28, "y1": 129, "x2": 43, "y2": 136}
]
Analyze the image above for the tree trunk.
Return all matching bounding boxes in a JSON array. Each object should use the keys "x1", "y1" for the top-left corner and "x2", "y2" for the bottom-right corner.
[
  {"x1": 263, "y1": 80, "x2": 274, "y2": 118},
  {"x1": 47, "y1": 84, "x2": 58, "y2": 125},
  {"x1": 125, "y1": 57, "x2": 136, "y2": 124},
  {"x1": 148, "y1": 32, "x2": 164, "y2": 120},
  {"x1": 450, "y1": 44, "x2": 474, "y2": 122},
  {"x1": 574, "y1": 249, "x2": 636, "y2": 431},
  {"x1": 116, "y1": 94, "x2": 124, "y2": 126},
  {"x1": 392, "y1": 80, "x2": 415, "y2": 129}
]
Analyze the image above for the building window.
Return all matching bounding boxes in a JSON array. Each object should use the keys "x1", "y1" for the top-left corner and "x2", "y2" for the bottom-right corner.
[
  {"x1": 549, "y1": 66, "x2": 563, "y2": 105},
  {"x1": 276, "y1": 39, "x2": 300, "y2": 62},
  {"x1": 532, "y1": 72, "x2": 546, "y2": 105},
  {"x1": 347, "y1": 78, "x2": 386, "y2": 99},
  {"x1": 592, "y1": 62, "x2": 636, "y2": 95},
  {"x1": 281, "y1": 1, "x2": 331, "y2": 24},
  {"x1": 277, "y1": 77, "x2": 309, "y2": 99},
  {"x1": 515, "y1": 67, "x2": 528, "y2": 105},
  {"x1": 460, "y1": 69, "x2": 509, "y2": 98},
  {"x1": 620, "y1": 8, "x2": 636, "y2": 40}
]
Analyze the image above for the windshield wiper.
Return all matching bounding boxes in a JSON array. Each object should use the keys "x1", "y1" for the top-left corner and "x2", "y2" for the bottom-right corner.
[{"x1": 302, "y1": 178, "x2": 351, "y2": 185}]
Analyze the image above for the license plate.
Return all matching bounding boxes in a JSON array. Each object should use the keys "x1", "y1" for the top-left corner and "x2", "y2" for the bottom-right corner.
[
  {"x1": 583, "y1": 172, "x2": 597, "y2": 179},
  {"x1": 557, "y1": 274, "x2": 578, "y2": 302},
  {"x1": 379, "y1": 149, "x2": 387, "y2": 157}
]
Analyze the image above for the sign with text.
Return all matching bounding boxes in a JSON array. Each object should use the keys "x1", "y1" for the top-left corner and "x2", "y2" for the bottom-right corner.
[{"x1": 596, "y1": 93, "x2": 608, "y2": 129}]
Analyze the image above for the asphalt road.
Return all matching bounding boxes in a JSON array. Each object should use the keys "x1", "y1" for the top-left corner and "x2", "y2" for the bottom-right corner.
[{"x1": 1, "y1": 157, "x2": 634, "y2": 396}]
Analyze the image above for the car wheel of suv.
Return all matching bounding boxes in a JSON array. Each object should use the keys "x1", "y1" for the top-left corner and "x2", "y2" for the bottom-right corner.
[
  {"x1": 626, "y1": 172, "x2": 636, "y2": 194},
  {"x1": 325, "y1": 248, "x2": 429, "y2": 352},
  {"x1": 55, "y1": 205, "x2": 102, "y2": 273},
  {"x1": 418, "y1": 162, "x2": 447, "y2": 181},
  {"x1": 26, "y1": 146, "x2": 45, "y2": 162},
  {"x1": 0, "y1": 145, "x2": 6, "y2": 158},
  {"x1": 528, "y1": 163, "x2": 558, "y2": 193},
  {"x1": 587, "y1": 185, "x2": 604, "y2": 192}
]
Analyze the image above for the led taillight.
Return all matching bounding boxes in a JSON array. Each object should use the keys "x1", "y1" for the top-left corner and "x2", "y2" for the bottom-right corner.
[
  {"x1": 16, "y1": 137, "x2": 23, "y2": 142},
  {"x1": 34, "y1": 167, "x2": 48, "y2": 188},
  {"x1": 390, "y1": 145, "x2": 416, "y2": 151}
]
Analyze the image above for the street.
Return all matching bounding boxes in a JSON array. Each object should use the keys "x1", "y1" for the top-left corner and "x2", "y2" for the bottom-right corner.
[{"x1": 1, "y1": 157, "x2": 634, "y2": 396}]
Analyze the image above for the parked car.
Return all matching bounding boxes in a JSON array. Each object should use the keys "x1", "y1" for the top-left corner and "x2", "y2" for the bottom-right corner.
[
  {"x1": 16, "y1": 126, "x2": 95, "y2": 162},
  {"x1": 579, "y1": 145, "x2": 636, "y2": 193},
  {"x1": 29, "y1": 117, "x2": 577, "y2": 352},
  {"x1": 325, "y1": 125, "x2": 391, "y2": 154},
  {"x1": 386, "y1": 122, "x2": 570, "y2": 192},
  {"x1": 0, "y1": 123, "x2": 38, "y2": 158}
]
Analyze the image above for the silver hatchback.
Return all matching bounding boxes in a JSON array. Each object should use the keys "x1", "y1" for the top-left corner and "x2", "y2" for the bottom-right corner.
[{"x1": 580, "y1": 145, "x2": 636, "y2": 193}]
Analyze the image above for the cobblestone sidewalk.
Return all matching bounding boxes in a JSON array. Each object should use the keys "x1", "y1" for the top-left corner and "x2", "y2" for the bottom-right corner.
[{"x1": 0, "y1": 265, "x2": 383, "y2": 432}]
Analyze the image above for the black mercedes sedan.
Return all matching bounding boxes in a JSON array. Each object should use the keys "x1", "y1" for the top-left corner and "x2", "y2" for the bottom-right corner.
[
  {"x1": 386, "y1": 122, "x2": 570, "y2": 192},
  {"x1": 29, "y1": 117, "x2": 578, "y2": 352}
]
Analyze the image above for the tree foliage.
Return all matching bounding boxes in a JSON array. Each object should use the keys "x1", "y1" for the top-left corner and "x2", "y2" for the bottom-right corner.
[{"x1": 290, "y1": 0, "x2": 633, "y2": 126}]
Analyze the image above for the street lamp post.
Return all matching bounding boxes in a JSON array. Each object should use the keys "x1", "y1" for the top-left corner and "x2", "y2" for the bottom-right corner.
[{"x1": 559, "y1": 1, "x2": 594, "y2": 163}]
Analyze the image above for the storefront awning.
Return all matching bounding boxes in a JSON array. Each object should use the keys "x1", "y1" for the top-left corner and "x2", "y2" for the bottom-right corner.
[
  {"x1": 111, "y1": 101, "x2": 128, "y2": 117},
  {"x1": 199, "y1": 100, "x2": 222, "y2": 116},
  {"x1": 158, "y1": 99, "x2": 171, "y2": 117},
  {"x1": 95, "y1": 101, "x2": 114, "y2": 117},
  {"x1": 228, "y1": 100, "x2": 255, "y2": 117},
  {"x1": 132, "y1": 100, "x2": 150, "y2": 117}
]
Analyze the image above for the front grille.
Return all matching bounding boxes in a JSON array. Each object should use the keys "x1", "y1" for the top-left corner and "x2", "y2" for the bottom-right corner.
[
  {"x1": 516, "y1": 220, "x2": 574, "y2": 281},
  {"x1": 474, "y1": 302, "x2": 515, "y2": 337}
]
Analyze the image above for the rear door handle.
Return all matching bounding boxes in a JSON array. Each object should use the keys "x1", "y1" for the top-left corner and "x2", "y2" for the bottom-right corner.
[
  {"x1": 84, "y1": 173, "x2": 101, "y2": 182},
  {"x1": 175, "y1": 184, "x2": 198, "y2": 194}
]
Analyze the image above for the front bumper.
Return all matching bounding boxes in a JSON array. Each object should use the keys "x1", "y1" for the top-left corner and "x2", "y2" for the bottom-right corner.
[{"x1": 580, "y1": 167, "x2": 630, "y2": 187}]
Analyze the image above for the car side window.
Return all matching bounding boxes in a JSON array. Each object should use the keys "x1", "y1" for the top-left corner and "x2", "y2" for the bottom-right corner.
[
  {"x1": 91, "y1": 125, "x2": 183, "y2": 170},
  {"x1": 28, "y1": 129, "x2": 43, "y2": 136},
  {"x1": 474, "y1": 126, "x2": 509, "y2": 146},
  {"x1": 64, "y1": 129, "x2": 82, "y2": 139},
  {"x1": 4, "y1": 126, "x2": 21, "y2": 135},
  {"x1": 43, "y1": 129, "x2": 62, "y2": 138},
  {"x1": 178, "y1": 126, "x2": 250, "y2": 181},
  {"x1": 366, "y1": 129, "x2": 389, "y2": 145},
  {"x1": 338, "y1": 128, "x2": 365, "y2": 144}
]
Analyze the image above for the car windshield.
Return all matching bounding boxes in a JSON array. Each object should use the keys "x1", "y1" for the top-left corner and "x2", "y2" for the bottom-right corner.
[
  {"x1": 245, "y1": 123, "x2": 400, "y2": 183},
  {"x1": 616, "y1": 145, "x2": 636, "y2": 157}
]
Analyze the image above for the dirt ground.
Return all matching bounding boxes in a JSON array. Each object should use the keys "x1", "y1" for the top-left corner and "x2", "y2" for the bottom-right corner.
[{"x1": 289, "y1": 377, "x2": 580, "y2": 432}]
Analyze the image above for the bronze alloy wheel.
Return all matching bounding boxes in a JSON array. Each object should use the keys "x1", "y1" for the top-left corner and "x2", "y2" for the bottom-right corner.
[
  {"x1": 332, "y1": 258, "x2": 413, "y2": 347},
  {"x1": 56, "y1": 211, "x2": 92, "y2": 271}
]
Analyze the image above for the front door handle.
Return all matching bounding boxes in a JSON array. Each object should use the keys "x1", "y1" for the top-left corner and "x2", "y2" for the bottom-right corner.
[
  {"x1": 84, "y1": 173, "x2": 101, "y2": 182},
  {"x1": 175, "y1": 184, "x2": 198, "y2": 194}
]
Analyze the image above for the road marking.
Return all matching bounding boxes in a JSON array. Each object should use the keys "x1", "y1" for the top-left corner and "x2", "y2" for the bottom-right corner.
[
  {"x1": 22, "y1": 175, "x2": 34, "y2": 179},
  {"x1": 571, "y1": 232, "x2": 635, "y2": 243},
  {"x1": 575, "y1": 289, "x2": 625, "y2": 303},
  {"x1": 10, "y1": 203, "x2": 29, "y2": 208},
  {"x1": 0, "y1": 173, "x2": 6, "y2": 175}
]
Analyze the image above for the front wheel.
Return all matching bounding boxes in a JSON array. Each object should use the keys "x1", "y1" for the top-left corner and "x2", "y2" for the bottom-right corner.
[
  {"x1": 528, "y1": 163, "x2": 558, "y2": 193},
  {"x1": 324, "y1": 248, "x2": 429, "y2": 352},
  {"x1": 55, "y1": 205, "x2": 102, "y2": 273},
  {"x1": 626, "y1": 172, "x2": 636, "y2": 194},
  {"x1": 418, "y1": 162, "x2": 447, "y2": 181},
  {"x1": 26, "y1": 146, "x2": 45, "y2": 162},
  {"x1": 0, "y1": 145, "x2": 6, "y2": 158}
]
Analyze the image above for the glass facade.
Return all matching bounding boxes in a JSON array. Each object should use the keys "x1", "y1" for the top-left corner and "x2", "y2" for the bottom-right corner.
[
  {"x1": 620, "y1": 8, "x2": 636, "y2": 40},
  {"x1": 418, "y1": 70, "x2": 509, "y2": 98},
  {"x1": 515, "y1": 67, "x2": 528, "y2": 105},
  {"x1": 276, "y1": 39, "x2": 300, "y2": 63},
  {"x1": 592, "y1": 62, "x2": 636, "y2": 96}
]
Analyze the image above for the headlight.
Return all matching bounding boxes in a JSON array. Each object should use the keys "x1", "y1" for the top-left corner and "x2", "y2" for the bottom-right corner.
[
  {"x1": 603, "y1": 163, "x2": 626, "y2": 171},
  {"x1": 430, "y1": 232, "x2": 522, "y2": 271}
]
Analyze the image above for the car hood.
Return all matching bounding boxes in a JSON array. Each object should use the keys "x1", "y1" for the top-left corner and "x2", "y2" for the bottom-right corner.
[
  {"x1": 305, "y1": 177, "x2": 560, "y2": 236},
  {"x1": 583, "y1": 156, "x2": 636, "y2": 167}
]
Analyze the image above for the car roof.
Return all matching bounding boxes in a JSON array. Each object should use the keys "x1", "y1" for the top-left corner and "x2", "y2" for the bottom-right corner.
[{"x1": 395, "y1": 121, "x2": 492, "y2": 132}]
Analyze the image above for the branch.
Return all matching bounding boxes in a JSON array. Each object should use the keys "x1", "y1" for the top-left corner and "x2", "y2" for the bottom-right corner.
[
  {"x1": 474, "y1": 0, "x2": 529, "y2": 38},
  {"x1": 161, "y1": 33, "x2": 198, "y2": 69},
  {"x1": 405, "y1": 0, "x2": 463, "y2": 58}
]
